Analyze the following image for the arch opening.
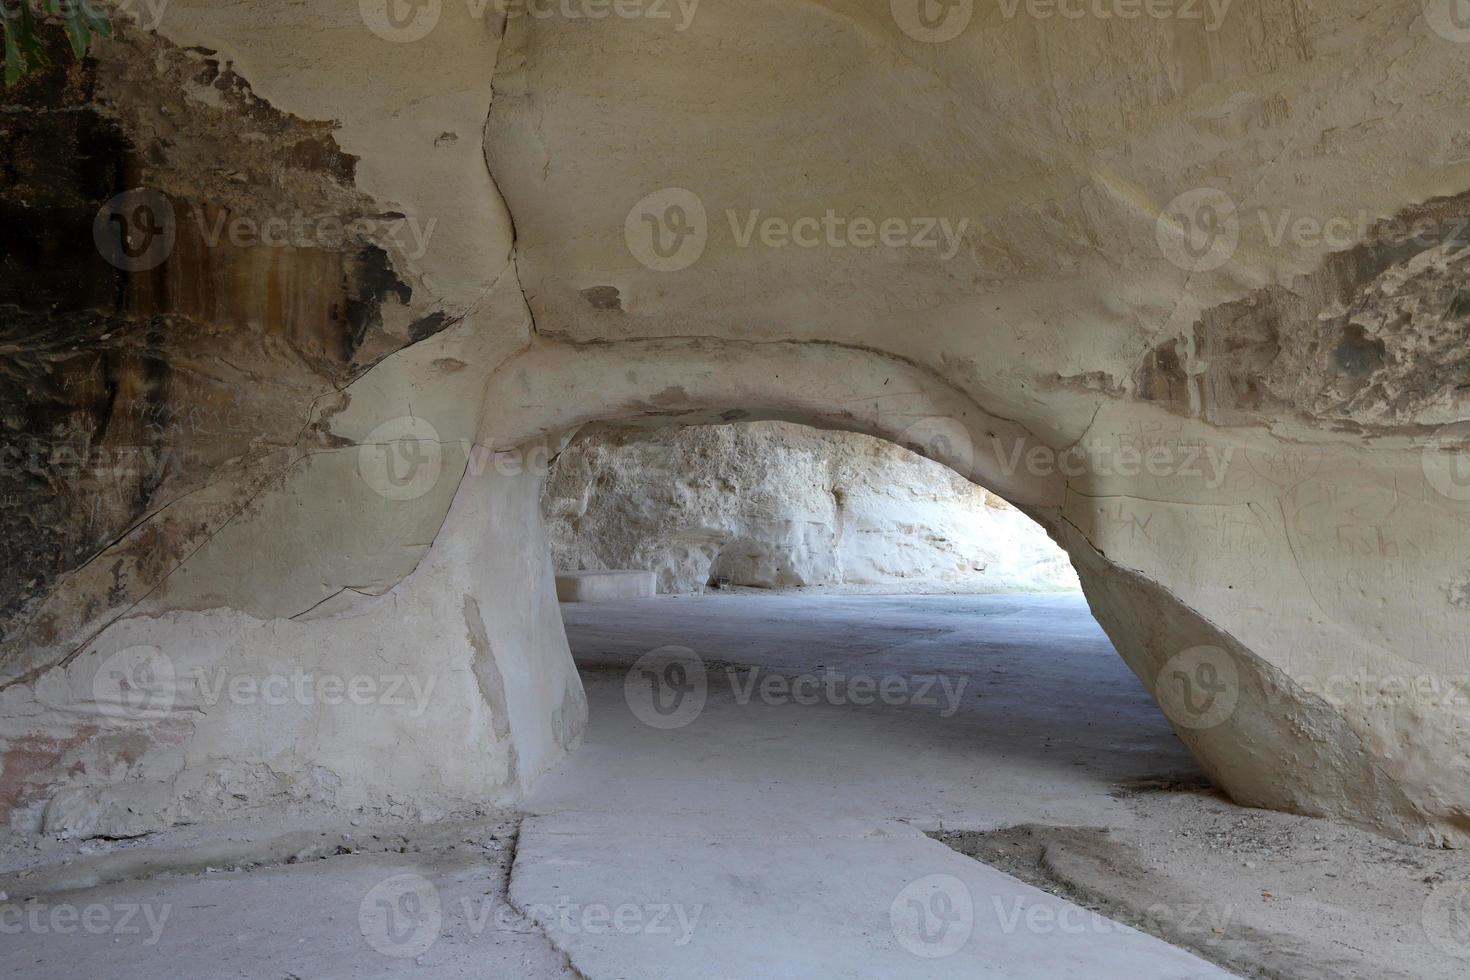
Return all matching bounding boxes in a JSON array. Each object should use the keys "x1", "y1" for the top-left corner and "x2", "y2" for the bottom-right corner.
[{"x1": 532, "y1": 415, "x2": 1208, "y2": 799}]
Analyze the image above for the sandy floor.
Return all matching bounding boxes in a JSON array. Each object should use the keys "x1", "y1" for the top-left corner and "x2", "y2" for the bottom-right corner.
[
  {"x1": 939, "y1": 783, "x2": 1470, "y2": 980},
  {"x1": 3, "y1": 592, "x2": 1467, "y2": 978}
]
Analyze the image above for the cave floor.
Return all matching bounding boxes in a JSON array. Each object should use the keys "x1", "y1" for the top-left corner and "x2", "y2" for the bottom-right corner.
[
  {"x1": 520, "y1": 590, "x2": 1228, "y2": 978},
  {"x1": 3, "y1": 593, "x2": 1466, "y2": 978},
  {"x1": 542, "y1": 592, "x2": 1470, "y2": 979}
]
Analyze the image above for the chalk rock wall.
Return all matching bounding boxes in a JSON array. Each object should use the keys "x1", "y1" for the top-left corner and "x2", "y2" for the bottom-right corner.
[
  {"x1": 542, "y1": 422, "x2": 1079, "y2": 593},
  {"x1": 0, "y1": 8, "x2": 579, "y2": 836},
  {"x1": 3, "y1": 0, "x2": 1470, "y2": 848}
]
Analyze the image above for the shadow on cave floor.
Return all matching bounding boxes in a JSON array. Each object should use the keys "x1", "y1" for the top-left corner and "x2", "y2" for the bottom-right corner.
[{"x1": 558, "y1": 590, "x2": 1204, "y2": 796}]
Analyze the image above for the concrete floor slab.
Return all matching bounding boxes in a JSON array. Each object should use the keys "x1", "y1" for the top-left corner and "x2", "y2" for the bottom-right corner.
[
  {"x1": 0, "y1": 818, "x2": 578, "y2": 980},
  {"x1": 512, "y1": 812, "x2": 1229, "y2": 979}
]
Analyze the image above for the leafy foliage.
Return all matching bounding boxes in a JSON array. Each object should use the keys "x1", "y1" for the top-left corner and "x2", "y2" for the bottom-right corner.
[{"x1": 2, "y1": 1, "x2": 112, "y2": 85}]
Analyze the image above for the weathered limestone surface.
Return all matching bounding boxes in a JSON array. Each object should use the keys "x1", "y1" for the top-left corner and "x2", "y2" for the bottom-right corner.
[
  {"x1": 543, "y1": 422, "x2": 1079, "y2": 593},
  {"x1": 2, "y1": 1, "x2": 1470, "y2": 844}
]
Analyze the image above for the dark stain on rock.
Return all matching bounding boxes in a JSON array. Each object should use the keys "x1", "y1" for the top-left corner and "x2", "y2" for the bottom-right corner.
[
  {"x1": 0, "y1": 59, "x2": 130, "y2": 316},
  {"x1": 182, "y1": 50, "x2": 357, "y2": 184},
  {"x1": 0, "y1": 24, "x2": 447, "y2": 658},
  {"x1": 580, "y1": 285, "x2": 623, "y2": 311},
  {"x1": 650, "y1": 386, "x2": 691, "y2": 408},
  {"x1": 1449, "y1": 290, "x2": 1470, "y2": 321},
  {"x1": 1135, "y1": 339, "x2": 1190, "y2": 408},
  {"x1": 341, "y1": 245, "x2": 413, "y2": 364},
  {"x1": 409, "y1": 311, "x2": 450, "y2": 344},
  {"x1": 1050, "y1": 371, "x2": 1121, "y2": 395},
  {"x1": 1333, "y1": 324, "x2": 1387, "y2": 377}
]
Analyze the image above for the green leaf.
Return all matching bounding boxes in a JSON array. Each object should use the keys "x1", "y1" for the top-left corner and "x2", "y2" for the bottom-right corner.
[
  {"x1": 3, "y1": 32, "x2": 23, "y2": 88},
  {"x1": 79, "y1": 0, "x2": 110, "y2": 37},
  {"x1": 50, "y1": 0, "x2": 92, "y2": 59},
  {"x1": 19, "y1": 6, "x2": 50, "y2": 71},
  {"x1": 1, "y1": 2, "x2": 106, "y2": 84},
  {"x1": 2, "y1": 4, "x2": 40, "y2": 86}
]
